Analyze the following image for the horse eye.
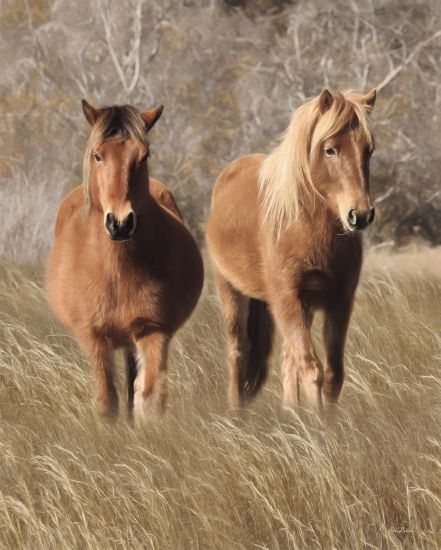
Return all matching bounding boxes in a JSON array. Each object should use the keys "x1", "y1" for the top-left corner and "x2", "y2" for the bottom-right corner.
[
  {"x1": 325, "y1": 147, "x2": 336, "y2": 157},
  {"x1": 94, "y1": 153, "x2": 102, "y2": 162},
  {"x1": 367, "y1": 148, "x2": 375, "y2": 157}
]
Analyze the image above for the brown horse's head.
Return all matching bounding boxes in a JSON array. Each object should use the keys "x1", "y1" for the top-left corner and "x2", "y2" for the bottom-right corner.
[
  {"x1": 259, "y1": 89, "x2": 377, "y2": 234},
  {"x1": 82, "y1": 100, "x2": 163, "y2": 241},
  {"x1": 310, "y1": 89, "x2": 376, "y2": 232}
]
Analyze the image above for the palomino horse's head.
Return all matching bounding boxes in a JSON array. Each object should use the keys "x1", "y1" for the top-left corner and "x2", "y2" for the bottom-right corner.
[
  {"x1": 82, "y1": 100, "x2": 163, "y2": 241},
  {"x1": 259, "y1": 89, "x2": 377, "y2": 233},
  {"x1": 310, "y1": 89, "x2": 376, "y2": 232}
]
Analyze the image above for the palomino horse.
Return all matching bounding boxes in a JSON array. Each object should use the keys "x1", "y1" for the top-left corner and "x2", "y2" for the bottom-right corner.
[
  {"x1": 206, "y1": 89, "x2": 377, "y2": 411},
  {"x1": 47, "y1": 101, "x2": 203, "y2": 420}
]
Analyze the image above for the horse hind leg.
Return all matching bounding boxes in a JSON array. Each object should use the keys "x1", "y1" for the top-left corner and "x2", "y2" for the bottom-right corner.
[
  {"x1": 216, "y1": 271, "x2": 273, "y2": 408},
  {"x1": 245, "y1": 297, "x2": 274, "y2": 399},
  {"x1": 217, "y1": 275, "x2": 249, "y2": 408},
  {"x1": 125, "y1": 349, "x2": 138, "y2": 418}
]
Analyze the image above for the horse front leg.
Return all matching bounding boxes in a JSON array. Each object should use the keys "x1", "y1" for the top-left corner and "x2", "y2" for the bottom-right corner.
[
  {"x1": 81, "y1": 334, "x2": 118, "y2": 418},
  {"x1": 322, "y1": 298, "x2": 353, "y2": 403},
  {"x1": 273, "y1": 299, "x2": 323, "y2": 412},
  {"x1": 133, "y1": 331, "x2": 169, "y2": 422}
]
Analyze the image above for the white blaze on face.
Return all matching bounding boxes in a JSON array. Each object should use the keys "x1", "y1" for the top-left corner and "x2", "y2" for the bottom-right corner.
[{"x1": 337, "y1": 194, "x2": 355, "y2": 232}]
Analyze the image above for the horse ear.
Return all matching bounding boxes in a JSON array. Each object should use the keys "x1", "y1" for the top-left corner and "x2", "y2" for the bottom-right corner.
[
  {"x1": 142, "y1": 105, "x2": 164, "y2": 131},
  {"x1": 318, "y1": 89, "x2": 333, "y2": 113},
  {"x1": 363, "y1": 88, "x2": 377, "y2": 110},
  {"x1": 82, "y1": 99, "x2": 99, "y2": 126}
]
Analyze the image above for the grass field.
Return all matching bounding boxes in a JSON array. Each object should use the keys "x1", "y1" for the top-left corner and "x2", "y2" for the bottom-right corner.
[{"x1": 0, "y1": 248, "x2": 440, "y2": 549}]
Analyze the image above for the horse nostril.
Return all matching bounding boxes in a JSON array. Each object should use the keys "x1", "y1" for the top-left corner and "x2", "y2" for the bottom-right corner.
[
  {"x1": 366, "y1": 207, "x2": 375, "y2": 225},
  {"x1": 346, "y1": 208, "x2": 374, "y2": 230},
  {"x1": 347, "y1": 209, "x2": 357, "y2": 227},
  {"x1": 123, "y1": 212, "x2": 136, "y2": 234},
  {"x1": 105, "y1": 213, "x2": 117, "y2": 233}
]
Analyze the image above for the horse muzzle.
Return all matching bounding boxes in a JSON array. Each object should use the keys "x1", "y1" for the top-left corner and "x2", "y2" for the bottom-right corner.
[{"x1": 105, "y1": 211, "x2": 137, "y2": 241}]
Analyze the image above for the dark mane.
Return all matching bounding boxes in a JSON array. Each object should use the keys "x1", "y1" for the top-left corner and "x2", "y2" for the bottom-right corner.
[{"x1": 97, "y1": 105, "x2": 147, "y2": 141}]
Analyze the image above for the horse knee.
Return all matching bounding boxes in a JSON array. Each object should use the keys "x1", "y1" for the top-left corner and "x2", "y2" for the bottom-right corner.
[{"x1": 298, "y1": 358, "x2": 324, "y2": 411}]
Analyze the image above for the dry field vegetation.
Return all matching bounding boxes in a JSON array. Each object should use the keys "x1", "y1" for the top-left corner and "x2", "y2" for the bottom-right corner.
[{"x1": 0, "y1": 248, "x2": 440, "y2": 549}]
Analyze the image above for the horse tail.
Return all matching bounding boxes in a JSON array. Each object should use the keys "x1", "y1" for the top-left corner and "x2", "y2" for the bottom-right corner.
[{"x1": 240, "y1": 298, "x2": 274, "y2": 400}]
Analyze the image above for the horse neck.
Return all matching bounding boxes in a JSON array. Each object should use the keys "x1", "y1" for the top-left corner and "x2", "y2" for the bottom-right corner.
[
  {"x1": 290, "y1": 190, "x2": 345, "y2": 265},
  {"x1": 299, "y1": 188, "x2": 336, "y2": 235}
]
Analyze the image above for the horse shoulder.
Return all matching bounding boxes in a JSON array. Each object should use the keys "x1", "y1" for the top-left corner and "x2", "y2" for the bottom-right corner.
[
  {"x1": 149, "y1": 177, "x2": 183, "y2": 222},
  {"x1": 53, "y1": 185, "x2": 85, "y2": 238}
]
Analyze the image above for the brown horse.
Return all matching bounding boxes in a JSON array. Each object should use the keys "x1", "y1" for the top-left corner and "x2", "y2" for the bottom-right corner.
[
  {"x1": 206, "y1": 89, "x2": 377, "y2": 411},
  {"x1": 46, "y1": 101, "x2": 203, "y2": 420}
]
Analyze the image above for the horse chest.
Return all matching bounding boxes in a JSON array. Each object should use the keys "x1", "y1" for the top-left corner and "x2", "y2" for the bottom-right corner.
[
  {"x1": 92, "y1": 276, "x2": 162, "y2": 329},
  {"x1": 299, "y1": 269, "x2": 332, "y2": 306},
  {"x1": 299, "y1": 240, "x2": 362, "y2": 308}
]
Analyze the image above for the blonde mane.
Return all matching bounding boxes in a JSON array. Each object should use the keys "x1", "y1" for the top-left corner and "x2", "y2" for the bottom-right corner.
[
  {"x1": 83, "y1": 105, "x2": 149, "y2": 209},
  {"x1": 258, "y1": 90, "x2": 374, "y2": 232}
]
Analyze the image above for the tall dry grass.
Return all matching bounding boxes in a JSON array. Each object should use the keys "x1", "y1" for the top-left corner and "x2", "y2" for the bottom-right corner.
[{"x1": 0, "y1": 248, "x2": 440, "y2": 548}]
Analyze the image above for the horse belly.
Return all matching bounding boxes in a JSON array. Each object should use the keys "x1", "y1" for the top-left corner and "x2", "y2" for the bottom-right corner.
[
  {"x1": 212, "y1": 241, "x2": 266, "y2": 300},
  {"x1": 207, "y1": 155, "x2": 267, "y2": 300}
]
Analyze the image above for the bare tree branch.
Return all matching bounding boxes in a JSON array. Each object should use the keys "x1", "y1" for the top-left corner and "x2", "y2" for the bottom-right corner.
[
  {"x1": 377, "y1": 29, "x2": 441, "y2": 92},
  {"x1": 97, "y1": 0, "x2": 130, "y2": 94},
  {"x1": 127, "y1": 0, "x2": 144, "y2": 94}
]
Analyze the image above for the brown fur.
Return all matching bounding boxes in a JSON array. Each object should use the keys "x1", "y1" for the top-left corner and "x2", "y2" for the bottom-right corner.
[
  {"x1": 46, "y1": 101, "x2": 203, "y2": 420},
  {"x1": 206, "y1": 89, "x2": 377, "y2": 411}
]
